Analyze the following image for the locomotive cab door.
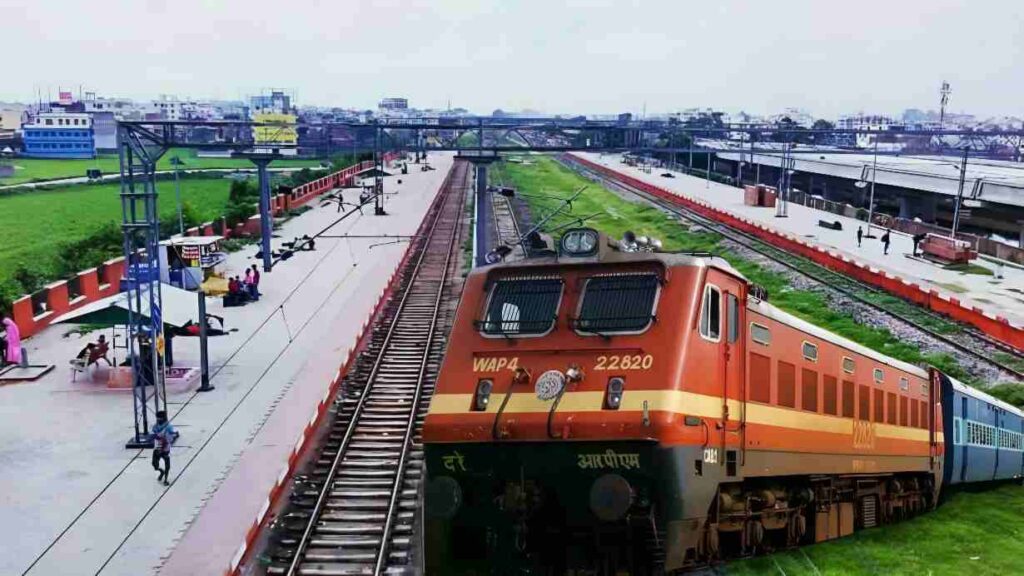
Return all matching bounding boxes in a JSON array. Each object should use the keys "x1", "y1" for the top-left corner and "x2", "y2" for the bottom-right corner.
[
  {"x1": 701, "y1": 270, "x2": 745, "y2": 475},
  {"x1": 722, "y1": 286, "x2": 745, "y2": 473}
]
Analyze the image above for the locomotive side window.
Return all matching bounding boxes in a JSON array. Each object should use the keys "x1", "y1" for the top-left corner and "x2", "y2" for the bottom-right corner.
[
  {"x1": 899, "y1": 377, "x2": 910, "y2": 392},
  {"x1": 699, "y1": 284, "x2": 721, "y2": 342},
  {"x1": 480, "y1": 278, "x2": 563, "y2": 336},
  {"x1": 842, "y1": 356, "x2": 855, "y2": 374},
  {"x1": 750, "y1": 323, "x2": 771, "y2": 346},
  {"x1": 801, "y1": 341, "x2": 818, "y2": 362},
  {"x1": 873, "y1": 368, "x2": 884, "y2": 384},
  {"x1": 576, "y1": 274, "x2": 659, "y2": 334}
]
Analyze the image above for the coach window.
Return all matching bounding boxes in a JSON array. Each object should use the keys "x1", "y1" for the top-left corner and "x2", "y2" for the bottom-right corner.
[
  {"x1": 750, "y1": 323, "x2": 771, "y2": 346},
  {"x1": 842, "y1": 356, "x2": 855, "y2": 374},
  {"x1": 802, "y1": 341, "x2": 818, "y2": 362},
  {"x1": 480, "y1": 277, "x2": 563, "y2": 336},
  {"x1": 575, "y1": 273, "x2": 659, "y2": 334},
  {"x1": 873, "y1": 368, "x2": 884, "y2": 384},
  {"x1": 699, "y1": 284, "x2": 721, "y2": 342}
]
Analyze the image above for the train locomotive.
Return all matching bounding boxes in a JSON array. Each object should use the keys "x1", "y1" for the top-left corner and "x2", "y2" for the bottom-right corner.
[{"x1": 422, "y1": 227, "x2": 1024, "y2": 574}]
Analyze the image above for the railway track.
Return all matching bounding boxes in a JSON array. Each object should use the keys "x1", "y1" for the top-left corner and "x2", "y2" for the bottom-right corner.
[
  {"x1": 265, "y1": 161, "x2": 470, "y2": 575},
  {"x1": 490, "y1": 189, "x2": 526, "y2": 260},
  {"x1": 559, "y1": 155, "x2": 1024, "y2": 382}
]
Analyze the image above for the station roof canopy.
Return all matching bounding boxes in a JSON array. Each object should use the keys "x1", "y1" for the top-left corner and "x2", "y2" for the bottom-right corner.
[
  {"x1": 51, "y1": 283, "x2": 199, "y2": 328},
  {"x1": 161, "y1": 235, "x2": 224, "y2": 247}
]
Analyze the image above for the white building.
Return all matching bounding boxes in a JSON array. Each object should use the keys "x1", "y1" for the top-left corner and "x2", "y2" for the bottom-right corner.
[{"x1": 836, "y1": 114, "x2": 907, "y2": 148}]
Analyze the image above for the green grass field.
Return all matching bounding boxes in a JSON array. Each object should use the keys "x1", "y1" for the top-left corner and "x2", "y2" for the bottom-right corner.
[
  {"x1": 1, "y1": 147, "x2": 322, "y2": 185},
  {"x1": 492, "y1": 155, "x2": 1024, "y2": 575},
  {"x1": 0, "y1": 177, "x2": 233, "y2": 291}
]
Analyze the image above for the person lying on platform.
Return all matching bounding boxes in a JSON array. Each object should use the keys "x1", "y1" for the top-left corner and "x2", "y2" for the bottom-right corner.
[{"x1": 170, "y1": 314, "x2": 234, "y2": 337}]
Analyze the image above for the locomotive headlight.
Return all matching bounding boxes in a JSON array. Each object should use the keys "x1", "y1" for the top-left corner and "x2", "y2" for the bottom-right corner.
[
  {"x1": 560, "y1": 228, "x2": 599, "y2": 256},
  {"x1": 604, "y1": 376, "x2": 625, "y2": 409},
  {"x1": 535, "y1": 370, "x2": 566, "y2": 401},
  {"x1": 473, "y1": 379, "x2": 493, "y2": 411}
]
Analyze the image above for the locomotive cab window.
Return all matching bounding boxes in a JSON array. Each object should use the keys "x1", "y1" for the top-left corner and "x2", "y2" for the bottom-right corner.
[
  {"x1": 699, "y1": 284, "x2": 721, "y2": 342},
  {"x1": 575, "y1": 273, "x2": 659, "y2": 334},
  {"x1": 480, "y1": 277, "x2": 563, "y2": 336}
]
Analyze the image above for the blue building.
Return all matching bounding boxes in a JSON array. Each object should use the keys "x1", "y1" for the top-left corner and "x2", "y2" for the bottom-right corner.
[{"x1": 21, "y1": 112, "x2": 96, "y2": 158}]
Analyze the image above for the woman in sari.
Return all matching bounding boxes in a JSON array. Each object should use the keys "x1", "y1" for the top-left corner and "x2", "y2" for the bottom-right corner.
[{"x1": 3, "y1": 316, "x2": 21, "y2": 366}]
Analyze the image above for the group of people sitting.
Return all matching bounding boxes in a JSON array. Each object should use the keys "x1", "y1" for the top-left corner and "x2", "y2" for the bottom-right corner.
[{"x1": 225, "y1": 265, "x2": 261, "y2": 307}]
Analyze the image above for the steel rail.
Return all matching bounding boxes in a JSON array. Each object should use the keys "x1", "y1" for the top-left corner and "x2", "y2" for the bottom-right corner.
[
  {"x1": 373, "y1": 165, "x2": 466, "y2": 573},
  {"x1": 282, "y1": 162, "x2": 467, "y2": 575}
]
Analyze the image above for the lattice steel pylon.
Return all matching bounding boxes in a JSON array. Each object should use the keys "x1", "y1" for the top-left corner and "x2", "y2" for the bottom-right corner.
[{"x1": 118, "y1": 125, "x2": 168, "y2": 449}]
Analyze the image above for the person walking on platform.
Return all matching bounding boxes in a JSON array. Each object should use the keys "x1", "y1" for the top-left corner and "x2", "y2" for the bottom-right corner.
[
  {"x1": 250, "y1": 264, "x2": 261, "y2": 300},
  {"x1": 856, "y1": 226, "x2": 863, "y2": 247},
  {"x1": 881, "y1": 230, "x2": 891, "y2": 255},
  {"x1": 151, "y1": 410, "x2": 176, "y2": 486}
]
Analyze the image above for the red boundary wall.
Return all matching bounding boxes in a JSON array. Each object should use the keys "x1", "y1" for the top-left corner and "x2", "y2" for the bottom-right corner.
[
  {"x1": 226, "y1": 160, "x2": 455, "y2": 575},
  {"x1": 565, "y1": 153, "x2": 1024, "y2": 352},
  {"x1": 6, "y1": 153, "x2": 406, "y2": 340}
]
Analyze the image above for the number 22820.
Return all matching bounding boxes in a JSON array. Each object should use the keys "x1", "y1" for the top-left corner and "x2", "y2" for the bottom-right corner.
[{"x1": 594, "y1": 354, "x2": 654, "y2": 371}]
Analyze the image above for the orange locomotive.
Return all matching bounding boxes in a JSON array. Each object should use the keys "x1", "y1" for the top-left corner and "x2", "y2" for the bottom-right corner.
[{"x1": 422, "y1": 228, "x2": 943, "y2": 573}]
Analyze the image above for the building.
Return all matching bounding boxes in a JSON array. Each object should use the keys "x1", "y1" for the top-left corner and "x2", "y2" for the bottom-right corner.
[
  {"x1": 250, "y1": 91, "x2": 292, "y2": 116},
  {"x1": 21, "y1": 112, "x2": 95, "y2": 158},
  {"x1": 379, "y1": 98, "x2": 409, "y2": 111},
  {"x1": 91, "y1": 111, "x2": 117, "y2": 151},
  {"x1": 252, "y1": 112, "x2": 298, "y2": 155},
  {"x1": 836, "y1": 114, "x2": 906, "y2": 148}
]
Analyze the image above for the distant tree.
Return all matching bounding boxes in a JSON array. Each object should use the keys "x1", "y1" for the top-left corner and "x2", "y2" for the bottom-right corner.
[{"x1": 811, "y1": 119, "x2": 835, "y2": 131}]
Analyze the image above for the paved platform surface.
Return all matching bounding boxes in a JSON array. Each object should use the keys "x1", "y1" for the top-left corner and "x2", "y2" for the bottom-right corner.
[
  {"x1": 0, "y1": 153, "x2": 454, "y2": 576},
  {"x1": 575, "y1": 152, "x2": 1024, "y2": 327}
]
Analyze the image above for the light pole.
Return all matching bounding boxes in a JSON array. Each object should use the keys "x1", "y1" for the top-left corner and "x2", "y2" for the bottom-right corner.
[
  {"x1": 865, "y1": 138, "x2": 879, "y2": 237},
  {"x1": 170, "y1": 156, "x2": 184, "y2": 236},
  {"x1": 950, "y1": 146, "x2": 969, "y2": 239}
]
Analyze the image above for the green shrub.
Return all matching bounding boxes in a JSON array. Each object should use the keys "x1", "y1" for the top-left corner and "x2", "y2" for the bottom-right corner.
[
  {"x1": 988, "y1": 382, "x2": 1024, "y2": 408},
  {"x1": 55, "y1": 222, "x2": 123, "y2": 279}
]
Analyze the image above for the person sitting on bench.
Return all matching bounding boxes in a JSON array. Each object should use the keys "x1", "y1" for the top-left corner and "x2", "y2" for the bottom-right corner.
[{"x1": 70, "y1": 335, "x2": 111, "y2": 379}]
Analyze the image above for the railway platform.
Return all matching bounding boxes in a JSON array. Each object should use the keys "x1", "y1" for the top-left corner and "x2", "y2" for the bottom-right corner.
[
  {"x1": 572, "y1": 152, "x2": 1024, "y2": 331},
  {"x1": 0, "y1": 153, "x2": 455, "y2": 576}
]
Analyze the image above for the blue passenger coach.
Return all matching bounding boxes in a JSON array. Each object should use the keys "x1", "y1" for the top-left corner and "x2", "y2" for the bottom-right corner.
[{"x1": 941, "y1": 373, "x2": 1024, "y2": 485}]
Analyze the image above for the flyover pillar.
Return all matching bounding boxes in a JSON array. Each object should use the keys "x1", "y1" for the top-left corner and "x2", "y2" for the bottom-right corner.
[{"x1": 899, "y1": 194, "x2": 938, "y2": 222}]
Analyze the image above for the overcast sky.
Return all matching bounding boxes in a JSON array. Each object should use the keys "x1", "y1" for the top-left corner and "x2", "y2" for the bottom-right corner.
[{"x1": 4, "y1": 0, "x2": 1022, "y2": 118}]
